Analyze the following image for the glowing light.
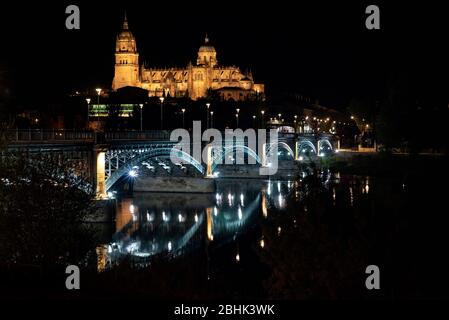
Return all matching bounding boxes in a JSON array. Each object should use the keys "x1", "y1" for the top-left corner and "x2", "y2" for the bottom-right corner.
[
  {"x1": 277, "y1": 226, "x2": 282, "y2": 236},
  {"x1": 259, "y1": 238, "x2": 265, "y2": 249},
  {"x1": 236, "y1": 253, "x2": 240, "y2": 262},
  {"x1": 129, "y1": 169, "x2": 138, "y2": 177},
  {"x1": 364, "y1": 184, "x2": 369, "y2": 194},
  {"x1": 214, "y1": 206, "x2": 218, "y2": 216},
  {"x1": 240, "y1": 193, "x2": 244, "y2": 206},
  {"x1": 215, "y1": 193, "x2": 222, "y2": 205},
  {"x1": 178, "y1": 213, "x2": 182, "y2": 222},
  {"x1": 167, "y1": 241, "x2": 172, "y2": 251},
  {"x1": 129, "y1": 204, "x2": 135, "y2": 214},
  {"x1": 262, "y1": 192, "x2": 268, "y2": 217},
  {"x1": 349, "y1": 187, "x2": 354, "y2": 206},
  {"x1": 194, "y1": 214, "x2": 198, "y2": 223},
  {"x1": 299, "y1": 156, "x2": 304, "y2": 161},
  {"x1": 278, "y1": 194, "x2": 284, "y2": 208},
  {"x1": 207, "y1": 207, "x2": 214, "y2": 241},
  {"x1": 238, "y1": 206, "x2": 243, "y2": 220},
  {"x1": 228, "y1": 193, "x2": 233, "y2": 206}
]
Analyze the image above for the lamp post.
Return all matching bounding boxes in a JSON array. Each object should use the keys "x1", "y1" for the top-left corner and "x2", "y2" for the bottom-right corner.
[
  {"x1": 261, "y1": 110, "x2": 265, "y2": 128},
  {"x1": 95, "y1": 88, "x2": 102, "y2": 125},
  {"x1": 252, "y1": 115, "x2": 256, "y2": 128},
  {"x1": 236, "y1": 108, "x2": 240, "y2": 128},
  {"x1": 181, "y1": 108, "x2": 186, "y2": 129},
  {"x1": 139, "y1": 104, "x2": 144, "y2": 131},
  {"x1": 85, "y1": 98, "x2": 91, "y2": 127},
  {"x1": 206, "y1": 103, "x2": 210, "y2": 129},
  {"x1": 210, "y1": 111, "x2": 214, "y2": 128},
  {"x1": 159, "y1": 96, "x2": 165, "y2": 130}
]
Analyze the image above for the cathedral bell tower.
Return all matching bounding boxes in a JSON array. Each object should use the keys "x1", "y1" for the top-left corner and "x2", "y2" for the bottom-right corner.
[{"x1": 112, "y1": 14, "x2": 140, "y2": 90}]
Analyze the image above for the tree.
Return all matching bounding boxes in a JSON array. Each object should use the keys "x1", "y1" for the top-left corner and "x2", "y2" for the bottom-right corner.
[{"x1": 0, "y1": 153, "x2": 98, "y2": 268}]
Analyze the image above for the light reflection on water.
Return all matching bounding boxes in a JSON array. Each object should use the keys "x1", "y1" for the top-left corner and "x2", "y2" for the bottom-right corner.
[
  {"x1": 96, "y1": 172, "x2": 378, "y2": 271},
  {"x1": 97, "y1": 177, "x2": 297, "y2": 270}
]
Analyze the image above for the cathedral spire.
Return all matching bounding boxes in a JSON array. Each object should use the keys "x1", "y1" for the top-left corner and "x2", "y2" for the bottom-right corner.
[
  {"x1": 204, "y1": 33, "x2": 209, "y2": 44},
  {"x1": 123, "y1": 11, "x2": 129, "y2": 30}
]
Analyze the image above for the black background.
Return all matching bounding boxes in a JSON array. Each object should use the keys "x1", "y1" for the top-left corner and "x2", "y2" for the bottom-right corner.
[{"x1": 0, "y1": 0, "x2": 447, "y2": 109}]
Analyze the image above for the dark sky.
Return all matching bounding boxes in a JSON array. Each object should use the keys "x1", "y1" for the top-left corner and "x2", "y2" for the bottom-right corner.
[{"x1": 1, "y1": 0, "x2": 447, "y2": 109}]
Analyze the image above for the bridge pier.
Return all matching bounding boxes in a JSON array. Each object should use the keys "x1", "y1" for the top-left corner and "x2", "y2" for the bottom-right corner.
[
  {"x1": 94, "y1": 145, "x2": 108, "y2": 199},
  {"x1": 206, "y1": 146, "x2": 213, "y2": 178},
  {"x1": 295, "y1": 141, "x2": 299, "y2": 160},
  {"x1": 261, "y1": 143, "x2": 267, "y2": 166}
]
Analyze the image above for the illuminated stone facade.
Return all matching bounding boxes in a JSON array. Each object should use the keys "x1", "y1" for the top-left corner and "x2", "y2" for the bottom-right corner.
[{"x1": 112, "y1": 15, "x2": 264, "y2": 100}]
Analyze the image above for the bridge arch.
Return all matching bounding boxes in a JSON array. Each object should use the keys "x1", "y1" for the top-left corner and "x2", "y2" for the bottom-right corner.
[
  {"x1": 105, "y1": 148, "x2": 204, "y2": 191},
  {"x1": 318, "y1": 139, "x2": 333, "y2": 154},
  {"x1": 266, "y1": 141, "x2": 295, "y2": 159},
  {"x1": 211, "y1": 145, "x2": 261, "y2": 172},
  {"x1": 297, "y1": 140, "x2": 317, "y2": 155}
]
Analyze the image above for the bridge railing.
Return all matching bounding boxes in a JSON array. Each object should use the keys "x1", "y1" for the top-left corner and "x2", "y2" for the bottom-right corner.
[
  {"x1": 104, "y1": 130, "x2": 171, "y2": 141},
  {"x1": 4, "y1": 129, "x2": 95, "y2": 142},
  {"x1": 3, "y1": 129, "x2": 336, "y2": 144}
]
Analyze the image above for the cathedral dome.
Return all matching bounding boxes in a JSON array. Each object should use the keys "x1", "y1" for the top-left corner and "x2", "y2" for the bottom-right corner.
[
  {"x1": 198, "y1": 35, "x2": 216, "y2": 52},
  {"x1": 118, "y1": 30, "x2": 135, "y2": 40}
]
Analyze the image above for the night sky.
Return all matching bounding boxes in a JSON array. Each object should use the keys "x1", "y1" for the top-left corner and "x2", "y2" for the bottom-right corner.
[{"x1": 1, "y1": 1, "x2": 447, "y2": 109}]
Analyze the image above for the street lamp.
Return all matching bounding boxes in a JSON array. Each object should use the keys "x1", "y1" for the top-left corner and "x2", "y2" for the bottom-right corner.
[
  {"x1": 252, "y1": 115, "x2": 256, "y2": 128},
  {"x1": 95, "y1": 88, "x2": 101, "y2": 104},
  {"x1": 206, "y1": 103, "x2": 211, "y2": 129},
  {"x1": 85, "y1": 98, "x2": 91, "y2": 126},
  {"x1": 159, "y1": 96, "x2": 165, "y2": 130},
  {"x1": 95, "y1": 88, "x2": 102, "y2": 124},
  {"x1": 139, "y1": 104, "x2": 144, "y2": 131},
  {"x1": 261, "y1": 110, "x2": 265, "y2": 128},
  {"x1": 210, "y1": 111, "x2": 214, "y2": 128},
  {"x1": 181, "y1": 108, "x2": 186, "y2": 129}
]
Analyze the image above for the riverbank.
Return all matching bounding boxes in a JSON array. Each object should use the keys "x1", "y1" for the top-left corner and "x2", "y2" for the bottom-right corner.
[{"x1": 328, "y1": 151, "x2": 448, "y2": 178}]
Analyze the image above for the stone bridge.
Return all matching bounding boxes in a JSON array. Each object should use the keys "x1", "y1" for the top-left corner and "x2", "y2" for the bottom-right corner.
[{"x1": 2, "y1": 129, "x2": 339, "y2": 198}]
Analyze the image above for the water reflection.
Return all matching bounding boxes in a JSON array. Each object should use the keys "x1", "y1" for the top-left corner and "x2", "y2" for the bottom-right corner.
[{"x1": 99, "y1": 178, "x2": 295, "y2": 269}]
